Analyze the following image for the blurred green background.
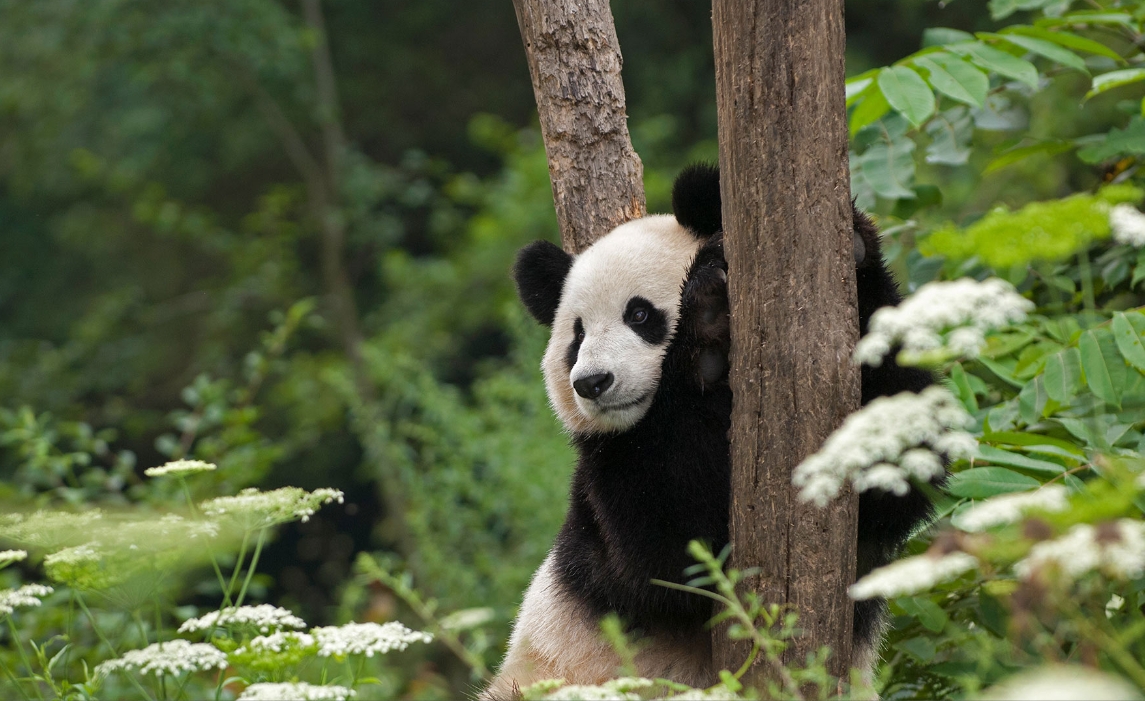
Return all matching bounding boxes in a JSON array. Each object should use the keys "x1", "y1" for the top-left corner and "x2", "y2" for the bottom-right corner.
[{"x1": 0, "y1": 0, "x2": 1109, "y2": 695}]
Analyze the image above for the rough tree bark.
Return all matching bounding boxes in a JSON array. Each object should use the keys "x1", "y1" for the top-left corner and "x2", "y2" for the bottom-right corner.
[
  {"x1": 511, "y1": 0, "x2": 645, "y2": 252},
  {"x1": 711, "y1": 0, "x2": 860, "y2": 683}
]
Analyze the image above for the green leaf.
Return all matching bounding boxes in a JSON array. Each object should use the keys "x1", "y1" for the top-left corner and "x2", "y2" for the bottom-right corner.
[
  {"x1": 977, "y1": 356, "x2": 1024, "y2": 388},
  {"x1": 923, "y1": 27, "x2": 976, "y2": 47},
  {"x1": 984, "y1": 140, "x2": 1075, "y2": 174},
  {"x1": 846, "y1": 77, "x2": 874, "y2": 105},
  {"x1": 1076, "y1": 118, "x2": 1145, "y2": 163},
  {"x1": 947, "y1": 41, "x2": 1039, "y2": 88},
  {"x1": 1001, "y1": 26, "x2": 1125, "y2": 64},
  {"x1": 1017, "y1": 376, "x2": 1048, "y2": 424},
  {"x1": 980, "y1": 32, "x2": 1088, "y2": 74},
  {"x1": 983, "y1": 430, "x2": 1085, "y2": 455},
  {"x1": 1086, "y1": 69, "x2": 1145, "y2": 100},
  {"x1": 1112, "y1": 311, "x2": 1145, "y2": 373},
  {"x1": 914, "y1": 54, "x2": 989, "y2": 107},
  {"x1": 1043, "y1": 347, "x2": 1082, "y2": 404},
  {"x1": 974, "y1": 444, "x2": 1065, "y2": 476},
  {"x1": 1041, "y1": 11, "x2": 1135, "y2": 28},
  {"x1": 925, "y1": 107, "x2": 973, "y2": 165},
  {"x1": 1080, "y1": 329, "x2": 1121, "y2": 407},
  {"x1": 855, "y1": 133, "x2": 917, "y2": 200},
  {"x1": 948, "y1": 362, "x2": 979, "y2": 412},
  {"x1": 1133, "y1": 249, "x2": 1145, "y2": 289},
  {"x1": 946, "y1": 467, "x2": 1040, "y2": 498},
  {"x1": 897, "y1": 596, "x2": 949, "y2": 633},
  {"x1": 849, "y1": 86, "x2": 890, "y2": 136},
  {"x1": 878, "y1": 66, "x2": 936, "y2": 127},
  {"x1": 895, "y1": 636, "x2": 937, "y2": 663}
]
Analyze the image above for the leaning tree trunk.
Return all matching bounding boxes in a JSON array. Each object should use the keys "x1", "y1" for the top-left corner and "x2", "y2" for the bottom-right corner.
[
  {"x1": 511, "y1": 0, "x2": 645, "y2": 252},
  {"x1": 711, "y1": 0, "x2": 861, "y2": 683}
]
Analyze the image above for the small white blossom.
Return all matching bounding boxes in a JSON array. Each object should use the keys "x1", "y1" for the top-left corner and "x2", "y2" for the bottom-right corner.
[
  {"x1": 953, "y1": 485, "x2": 1070, "y2": 532},
  {"x1": 313, "y1": 621, "x2": 432, "y2": 658},
  {"x1": 1107, "y1": 593, "x2": 1126, "y2": 619},
  {"x1": 849, "y1": 551, "x2": 977, "y2": 600},
  {"x1": 1015, "y1": 519, "x2": 1145, "y2": 581},
  {"x1": 0, "y1": 584, "x2": 54, "y2": 615},
  {"x1": 0, "y1": 550, "x2": 27, "y2": 567},
  {"x1": 145, "y1": 459, "x2": 217, "y2": 478},
  {"x1": 238, "y1": 683, "x2": 356, "y2": 701},
  {"x1": 979, "y1": 665, "x2": 1142, "y2": 700},
  {"x1": 439, "y1": 607, "x2": 495, "y2": 631},
  {"x1": 179, "y1": 605, "x2": 306, "y2": 634},
  {"x1": 793, "y1": 387, "x2": 973, "y2": 507},
  {"x1": 0, "y1": 510, "x2": 104, "y2": 549},
  {"x1": 854, "y1": 278, "x2": 1033, "y2": 366},
  {"x1": 543, "y1": 678, "x2": 655, "y2": 701},
  {"x1": 1110, "y1": 204, "x2": 1145, "y2": 248},
  {"x1": 233, "y1": 630, "x2": 316, "y2": 655},
  {"x1": 95, "y1": 640, "x2": 227, "y2": 677},
  {"x1": 201, "y1": 487, "x2": 344, "y2": 528}
]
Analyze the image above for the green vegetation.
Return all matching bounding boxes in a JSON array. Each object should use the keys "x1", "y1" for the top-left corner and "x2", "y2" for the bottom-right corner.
[{"x1": 5, "y1": 0, "x2": 1145, "y2": 698}]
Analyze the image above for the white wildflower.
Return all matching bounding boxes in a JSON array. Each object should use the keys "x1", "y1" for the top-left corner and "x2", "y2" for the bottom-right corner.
[
  {"x1": 0, "y1": 510, "x2": 104, "y2": 549},
  {"x1": 1107, "y1": 593, "x2": 1125, "y2": 619},
  {"x1": 793, "y1": 387, "x2": 973, "y2": 507},
  {"x1": 179, "y1": 604, "x2": 306, "y2": 634},
  {"x1": 854, "y1": 277, "x2": 1033, "y2": 366},
  {"x1": 979, "y1": 665, "x2": 1142, "y2": 700},
  {"x1": 1110, "y1": 204, "x2": 1145, "y2": 248},
  {"x1": 669, "y1": 685, "x2": 744, "y2": 701},
  {"x1": 1015, "y1": 519, "x2": 1145, "y2": 581},
  {"x1": 238, "y1": 683, "x2": 355, "y2": 701},
  {"x1": 313, "y1": 621, "x2": 432, "y2": 658},
  {"x1": 145, "y1": 459, "x2": 217, "y2": 478},
  {"x1": 95, "y1": 639, "x2": 227, "y2": 677},
  {"x1": 544, "y1": 679, "x2": 655, "y2": 701},
  {"x1": 201, "y1": 487, "x2": 345, "y2": 528},
  {"x1": 0, "y1": 584, "x2": 54, "y2": 615},
  {"x1": 0, "y1": 550, "x2": 27, "y2": 567},
  {"x1": 849, "y1": 551, "x2": 977, "y2": 600},
  {"x1": 953, "y1": 485, "x2": 1070, "y2": 532},
  {"x1": 233, "y1": 630, "x2": 316, "y2": 656}
]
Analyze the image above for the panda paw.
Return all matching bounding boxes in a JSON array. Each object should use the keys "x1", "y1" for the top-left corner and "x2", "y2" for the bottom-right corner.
[{"x1": 679, "y1": 235, "x2": 730, "y2": 388}]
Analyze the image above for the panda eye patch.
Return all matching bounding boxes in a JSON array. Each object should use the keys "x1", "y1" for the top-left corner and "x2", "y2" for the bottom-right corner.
[{"x1": 624, "y1": 297, "x2": 668, "y2": 344}]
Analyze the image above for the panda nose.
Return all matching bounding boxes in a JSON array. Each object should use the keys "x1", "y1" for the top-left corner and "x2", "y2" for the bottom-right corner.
[{"x1": 573, "y1": 373, "x2": 614, "y2": 399}]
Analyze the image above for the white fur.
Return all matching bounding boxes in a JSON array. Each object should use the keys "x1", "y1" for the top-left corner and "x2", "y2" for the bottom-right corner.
[
  {"x1": 542, "y1": 215, "x2": 702, "y2": 434},
  {"x1": 484, "y1": 555, "x2": 712, "y2": 700}
]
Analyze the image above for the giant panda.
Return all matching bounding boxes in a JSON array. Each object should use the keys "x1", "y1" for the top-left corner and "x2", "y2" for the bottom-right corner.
[{"x1": 483, "y1": 165, "x2": 935, "y2": 699}]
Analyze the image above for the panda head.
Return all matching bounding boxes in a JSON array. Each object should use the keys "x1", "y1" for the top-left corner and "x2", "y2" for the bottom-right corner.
[{"x1": 513, "y1": 164, "x2": 722, "y2": 435}]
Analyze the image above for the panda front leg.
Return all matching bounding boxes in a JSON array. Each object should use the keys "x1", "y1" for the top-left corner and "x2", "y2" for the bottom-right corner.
[{"x1": 669, "y1": 233, "x2": 731, "y2": 391}]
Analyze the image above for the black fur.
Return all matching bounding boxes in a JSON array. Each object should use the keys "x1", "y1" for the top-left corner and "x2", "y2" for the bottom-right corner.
[
  {"x1": 672, "y1": 163, "x2": 723, "y2": 238},
  {"x1": 514, "y1": 240, "x2": 572, "y2": 326},
  {"x1": 624, "y1": 297, "x2": 669, "y2": 345},
  {"x1": 567, "y1": 318, "x2": 585, "y2": 370},
  {"x1": 517, "y1": 166, "x2": 939, "y2": 654}
]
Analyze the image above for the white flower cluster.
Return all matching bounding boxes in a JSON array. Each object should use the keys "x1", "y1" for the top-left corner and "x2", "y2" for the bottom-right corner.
[
  {"x1": 0, "y1": 510, "x2": 104, "y2": 549},
  {"x1": 853, "y1": 278, "x2": 1034, "y2": 366},
  {"x1": 233, "y1": 630, "x2": 316, "y2": 656},
  {"x1": 144, "y1": 459, "x2": 217, "y2": 478},
  {"x1": 849, "y1": 551, "x2": 977, "y2": 600},
  {"x1": 0, "y1": 584, "x2": 54, "y2": 615},
  {"x1": 1110, "y1": 204, "x2": 1145, "y2": 248},
  {"x1": 1015, "y1": 519, "x2": 1145, "y2": 581},
  {"x1": 793, "y1": 387, "x2": 975, "y2": 507},
  {"x1": 981, "y1": 665, "x2": 1141, "y2": 701},
  {"x1": 543, "y1": 678, "x2": 655, "y2": 701},
  {"x1": 95, "y1": 639, "x2": 227, "y2": 678},
  {"x1": 238, "y1": 682, "x2": 356, "y2": 701},
  {"x1": 312, "y1": 621, "x2": 432, "y2": 658},
  {"x1": 0, "y1": 550, "x2": 27, "y2": 567},
  {"x1": 201, "y1": 487, "x2": 345, "y2": 528},
  {"x1": 179, "y1": 604, "x2": 307, "y2": 634},
  {"x1": 953, "y1": 485, "x2": 1070, "y2": 532}
]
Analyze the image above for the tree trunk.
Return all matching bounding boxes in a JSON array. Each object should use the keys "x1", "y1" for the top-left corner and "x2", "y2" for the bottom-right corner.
[
  {"x1": 711, "y1": 0, "x2": 860, "y2": 683},
  {"x1": 511, "y1": 0, "x2": 645, "y2": 253}
]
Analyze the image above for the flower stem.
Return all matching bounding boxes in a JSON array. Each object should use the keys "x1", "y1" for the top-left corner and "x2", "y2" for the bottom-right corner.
[
  {"x1": 75, "y1": 594, "x2": 157, "y2": 701},
  {"x1": 234, "y1": 528, "x2": 267, "y2": 608},
  {"x1": 5, "y1": 617, "x2": 45, "y2": 701},
  {"x1": 180, "y1": 478, "x2": 231, "y2": 605},
  {"x1": 225, "y1": 531, "x2": 251, "y2": 604}
]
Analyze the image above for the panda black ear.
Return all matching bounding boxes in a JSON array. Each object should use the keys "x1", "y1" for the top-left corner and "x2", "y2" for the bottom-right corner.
[
  {"x1": 513, "y1": 240, "x2": 572, "y2": 326},
  {"x1": 672, "y1": 163, "x2": 722, "y2": 239}
]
